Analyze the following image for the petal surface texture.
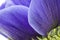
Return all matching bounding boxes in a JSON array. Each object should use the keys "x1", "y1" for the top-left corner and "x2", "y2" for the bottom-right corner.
[
  {"x1": 28, "y1": 0, "x2": 59, "y2": 37},
  {"x1": 0, "y1": 5, "x2": 39, "y2": 40}
]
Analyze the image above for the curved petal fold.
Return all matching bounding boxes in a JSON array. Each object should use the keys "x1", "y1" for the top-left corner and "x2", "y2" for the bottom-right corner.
[
  {"x1": 28, "y1": 0, "x2": 59, "y2": 37},
  {"x1": 0, "y1": 5, "x2": 39, "y2": 40}
]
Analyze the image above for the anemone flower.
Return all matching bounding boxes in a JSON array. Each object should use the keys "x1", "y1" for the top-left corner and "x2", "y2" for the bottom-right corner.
[
  {"x1": 28, "y1": 0, "x2": 59, "y2": 37},
  {"x1": 0, "y1": 5, "x2": 40, "y2": 40}
]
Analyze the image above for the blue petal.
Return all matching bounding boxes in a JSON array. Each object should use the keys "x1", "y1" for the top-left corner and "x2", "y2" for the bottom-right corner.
[
  {"x1": 0, "y1": 5, "x2": 39, "y2": 40},
  {"x1": 56, "y1": 0, "x2": 60, "y2": 25},
  {"x1": 0, "y1": 0, "x2": 31, "y2": 10},
  {"x1": 10, "y1": 0, "x2": 31, "y2": 7},
  {"x1": 0, "y1": 2, "x2": 6, "y2": 10},
  {"x1": 5, "y1": 0, "x2": 15, "y2": 8},
  {"x1": 0, "y1": 0, "x2": 15, "y2": 10},
  {"x1": 28, "y1": 0, "x2": 59, "y2": 37}
]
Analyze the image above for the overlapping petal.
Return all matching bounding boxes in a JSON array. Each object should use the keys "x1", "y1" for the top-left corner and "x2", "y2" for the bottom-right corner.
[
  {"x1": 28, "y1": 0, "x2": 59, "y2": 37},
  {"x1": 11, "y1": 0, "x2": 31, "y2": 7},
  {"x1": 0, "y1": 5, "x2": 39, "y2": 40},
  {"x1": 0, "y1": 0, "x2": 31, "y2": 10},
  {"x1": 5, "y1": 0, "x2": 15, "y2": 7}
]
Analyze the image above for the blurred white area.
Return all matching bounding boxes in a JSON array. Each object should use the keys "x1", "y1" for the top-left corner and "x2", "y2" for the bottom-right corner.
[
  {"x1": 0, "y1": 34, "x2": 8, "y2": 40},
  {"x1": 0, "y1": 0, "x2": 6, "y2": 6}
]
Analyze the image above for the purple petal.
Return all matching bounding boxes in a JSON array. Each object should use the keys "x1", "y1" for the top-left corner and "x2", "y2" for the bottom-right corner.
[
  {"x1": 0, "y1": 0, "x2": 31, "y2": 10},
  {"x1": 5, "y1": 0, "x2": 15, "y2": 8},
  {"x1": 0, "y1": 2, "x2": 6, "y2": 10},
  {"x1": 0, "y1": 5, "x2": 39, "y2": 40},
  {"x1": 56, "y1": 0, "x2": 60, "y2": 25},
  {"x1": 28, "y1": 0, "x2": 59, "y2": 37},
  {"x1": 10, "y1": 0, "x2": 31, "y2": 7}
]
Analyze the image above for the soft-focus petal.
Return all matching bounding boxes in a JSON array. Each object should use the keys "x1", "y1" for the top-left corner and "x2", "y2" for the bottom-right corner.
[
  {"x1": 0, "y1": 0, "x2": 6, "y2": 10},
  {"x1": 0, "y1": 3, "x2": 5, "y2": 10},
  {"x1": 0, "y1": 5, "x2": 39, "y2": 40},
  {"x1": 0, "y1": 0, "x2": 31, "y2": 10},
  {"x1": 0, "y1": 0, "x2": 15, "y2": 10},
  {"x1": 5, "y1": 0, "x2": 15, "y2": 8},
  {"x1": 11, "y1": 0, "x2": 31, "y2": 7},
  {"x1": 28, "y1": 0, "x2": 59, "y2": 37}
]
